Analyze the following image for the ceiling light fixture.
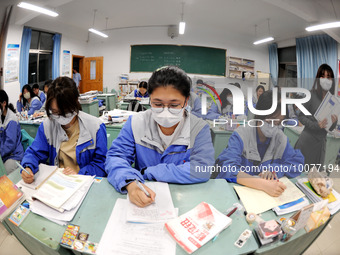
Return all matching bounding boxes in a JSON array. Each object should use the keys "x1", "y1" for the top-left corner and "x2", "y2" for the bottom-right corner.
[
  {"x1": 179, "y1": 2, "x2": 185, "y2": 35},
  {"x1": 253, "y1": 19, "x2": 274, "y2": 45},
  {"x1": 306, "y1": 0, "x2": 339, "y2": 31},
  {"x1": 17, "y1": 2, "x2": 58, "y2": 17},
  {"x1": 88, "y1": 9, "x2": 108, "y2": 38}
]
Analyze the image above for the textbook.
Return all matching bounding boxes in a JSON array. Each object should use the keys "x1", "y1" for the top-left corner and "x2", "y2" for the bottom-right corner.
[
  {"x1": 234, "y1": 177, "x2": 305, "y2": 214},
  {"x1": 18, "y1": 164, "x2": 58, "y2": 190},
  {"x1": 0, "y1": 175, "x2": 25, "y2": 221},
  {"x1": 165, "y1": 202, "x2": 232, "y2": 254}
]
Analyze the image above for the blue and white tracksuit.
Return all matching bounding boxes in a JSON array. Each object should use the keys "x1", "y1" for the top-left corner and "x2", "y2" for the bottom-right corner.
[
  {"x1": 105, "y1": 110, "x2": 215, "y2": 193},
  {"x1": 21, "y1": 111, "x2": 107, "y2": 176},
  {"x1": 17, "y1": 96, "x2": 42, "y2": 115},
  {"x1": 0, "y1": 109, "x2": 24, "y2": 163},
  {"x1": 129, "y1": 89, "x2": 149, "y2": 98},
  {"x1": 187, "y1": 91, "x2": 202, "y2": 118},
  {"x1": 215, "y1": 125, "x2": 304, "y2": 182},
  {"x1": 38, "y1": 91, "x2": 46, "y2": 104}
]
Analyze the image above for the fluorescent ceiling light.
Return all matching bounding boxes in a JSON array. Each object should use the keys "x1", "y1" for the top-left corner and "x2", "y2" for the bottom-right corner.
[
  {"x1": 253, "y1": 37, "x2": 274, "y2": 45},
  {"x1": 306, "y1": 21, "x2": 340, "y2": 31},
  {"x1": 89, "y1": 28, "x2": 108, "y2": 38},
  {"x1": 179, "y1": 22, "x2": 186, "y2": 35},
  {"x1": 17, "y1": 2, "x2": 58, "y2": 17}
]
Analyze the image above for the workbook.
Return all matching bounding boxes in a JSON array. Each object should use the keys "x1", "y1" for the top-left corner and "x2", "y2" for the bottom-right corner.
[
  {"x1": 233, "y1": 177, "x2": 305, "y2": 215},
  {"x1": 126, "y1": 182, "x2": 176, "y2": 223},
  {"x1": 165, "y1": 202, "x2": 232, "y2": 254},
  {"x1": 0, "y1": 175, "x2": 25, "y2": 221}
]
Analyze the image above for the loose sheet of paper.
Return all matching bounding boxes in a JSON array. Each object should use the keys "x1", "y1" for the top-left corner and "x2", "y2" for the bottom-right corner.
[
  {"x1": 126, "y1": 182, "x2": 176, "y2": 223},
  {"x1": 234, "y1": 177, "x2": 305, "y2": 214},
  {"x1": 97, "y1": 199, "x2": 176, "y2": 255}
]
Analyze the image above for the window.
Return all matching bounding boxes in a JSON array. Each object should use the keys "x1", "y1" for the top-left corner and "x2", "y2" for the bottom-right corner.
[
  {"x1": 278, "y1": 46, "x2": 297, "y2": 87},
  {"x1": 28, "y1": 29, "x2": 53, "y2": 86}
]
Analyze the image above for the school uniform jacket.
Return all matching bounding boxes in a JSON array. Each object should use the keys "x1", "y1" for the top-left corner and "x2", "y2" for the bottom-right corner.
[
  {"x1": 105, "y1": 110, "x2": 215, "y2": 193},
  {"x1": 187, "y1": 91, "x2": 202, "y2": 119},
  {"x1": 17, "y1": 96, "x2": 42, "y2": 115},
  {"x1": 215, "y1": 125, "x2": 304, "y2": 182},
  {"x1": 38, "y1": 91, "x2": 46, "y2": 104},
  {"x1": 21, "y1": 111, "x2": 107, "y2": 176},
  {"x1": 0, "y1": 109, "x2": 24, "y2": 162}
]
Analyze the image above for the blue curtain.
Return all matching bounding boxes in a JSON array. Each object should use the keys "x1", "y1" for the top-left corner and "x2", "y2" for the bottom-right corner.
[
  {"x1": 19, "y1": 27, "x2": 32, "y2": 89},
  {"x1": 268, "y1": 43, "x2": 278, "y2": 86},
  {"x1": 52, "y1": 34, "x2": 61, "y2": 79},
  {"x1": 296, "y1": 34, "x2": 338, "y2": 90}
]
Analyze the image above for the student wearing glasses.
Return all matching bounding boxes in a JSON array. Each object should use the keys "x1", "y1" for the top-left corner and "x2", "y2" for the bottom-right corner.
[
  {"x1": 21, "y1": 77, "x2": 107, "y2": 184},
  {"x1": 105, "y1": 66, "x2": 214, "y2": 207}
]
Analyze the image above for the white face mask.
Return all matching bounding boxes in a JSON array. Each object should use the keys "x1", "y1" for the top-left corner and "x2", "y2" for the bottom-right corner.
[
  {"x1": 227, "y1": 96, "x2": 233, "y2": 105},
  {"x1": 152, "y1": 107, "x2": 184, "y2": 128},
  {"x1": 320, "y1": 78, "x2": 332, "y2": 91},
  {"x1": 260, "y1": 122, "x2": 280, "y2": 138},
  {"x1": 24, "y1": 92, "x2": 31, "y2": 100},
  {"x1": 51, "y1": 112, "x2": 77, "y2": 126}
]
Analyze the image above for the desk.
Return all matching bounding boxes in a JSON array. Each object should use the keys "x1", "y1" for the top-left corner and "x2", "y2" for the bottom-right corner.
[
  {"x1": 0, "y1": 154, "x2": 6, "y2": 176},
  {"x1": 97, "y1": 94, "x2": 117, "y2": 111},
  {"x1": 117, "y1": 101, "x2": 151, "y2": 110},
  {"x1": 105, "y1": 122, "x2": 125, "y2": 149},
  {"x1": 210, "y1": 127, "x2": 234, "y2": 159},
  {"x1": 19, "y1": 121, "x2": 40, "y2": 138},
  {"x1": 284, "y1": 126, "x2": 340, "y2": 166},
  {"x1": 3, "y1": 172, "x2": 258, "y2": 255},
  {"x1": 80, "y1": 101, "x2": 99, "y2": 117}
]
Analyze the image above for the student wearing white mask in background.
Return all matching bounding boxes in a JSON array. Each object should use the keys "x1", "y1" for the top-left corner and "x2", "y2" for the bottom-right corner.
[
  {"x1": 17, "y1": 84, "x2": 42, "y2": 115},
  {"x1": 214, "y1": 91, "x2": 304, "y2": 197},
  {"x1": 295, "y1": 64, "x2": 338, "y2": 168},
  {"x1": 105, "y1": 66, "x2": 214, "y2": 207},
  {"x1": 21, "y1": 77, "x2": 107, "y2": 184}
]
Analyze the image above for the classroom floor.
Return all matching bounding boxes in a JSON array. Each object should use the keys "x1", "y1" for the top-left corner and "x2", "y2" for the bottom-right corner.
[{"x1": 0, "y1": 173, "x2": 340, "y2": 255}]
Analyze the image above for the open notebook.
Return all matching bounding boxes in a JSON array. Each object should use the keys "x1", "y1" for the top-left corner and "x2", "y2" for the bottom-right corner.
[{"x1": 234, "y1": 177, "x2": 305, "y2": 214}]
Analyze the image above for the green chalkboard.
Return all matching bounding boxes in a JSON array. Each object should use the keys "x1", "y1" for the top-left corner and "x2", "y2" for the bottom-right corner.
[{"x1": 130, "y1": 44, "x2": 226, "y2": 76}]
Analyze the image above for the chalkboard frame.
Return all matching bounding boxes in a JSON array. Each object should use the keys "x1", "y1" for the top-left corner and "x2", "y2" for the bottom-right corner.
[{"x1": 130, "y1": 44, "x2": 227, "y2": 77}]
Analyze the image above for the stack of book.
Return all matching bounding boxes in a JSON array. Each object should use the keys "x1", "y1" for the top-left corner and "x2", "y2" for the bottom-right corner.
[{"x1": 296, "y1": 177, "x2": 340, "y2": 215}]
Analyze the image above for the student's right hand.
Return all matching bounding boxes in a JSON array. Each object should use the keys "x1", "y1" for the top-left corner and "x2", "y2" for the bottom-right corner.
[
  {"x1": 126, "y1": 181, "x2": 156, "y2": 208},
  {"x1": 318, "y1": 118, "x2": 328, "y2": 129},
  {"x1": 262, "y1": 180, "x2": 286, "y2": 197},
  {"x1": 21, "y1": 167, "x2": 34, "y2": 184}
]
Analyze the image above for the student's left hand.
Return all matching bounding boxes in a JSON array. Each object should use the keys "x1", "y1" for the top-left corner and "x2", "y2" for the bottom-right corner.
[
  {"x1": 260, "y1": 171, "x2": 277, "y2": 180},
  {"x1": 63, "y1": 167, "x2": 77, "y2": 175},
  {"x1": 331, "y1": 114, "x2": 338, "y2": 124}
]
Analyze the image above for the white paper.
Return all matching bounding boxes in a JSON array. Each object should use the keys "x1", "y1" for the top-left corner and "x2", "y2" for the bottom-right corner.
[
  {"x1": 126, "y1": 182, "x2": 176, "y2": 223},
  {"x1": 97, "y1": 199, "x2": 176, "y2": 255}
]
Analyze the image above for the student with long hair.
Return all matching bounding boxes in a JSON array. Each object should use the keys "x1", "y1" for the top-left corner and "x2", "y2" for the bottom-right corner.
[
  {"x1": 0, "y1": 90, "x2": 24, "y2": 174},
  {"x1": 17, "y1": 84, "x2": 42, "y2": 115},
  {"x1": 295, "y1": 64, "x2": 338, "y2": 166}
]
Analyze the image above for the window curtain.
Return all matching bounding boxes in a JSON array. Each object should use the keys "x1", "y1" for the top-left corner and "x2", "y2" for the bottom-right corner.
[
  {"x1": 19, "y1": 27, "x2": 31, "y2": 89},
  {"x1": 296, "y1": 34, "x2": 338, "y2": 90},
  {"x1": 268, "y1": 43, "x2": 278, "y2": 86},
  {"x1": 52, "y1": 34, "x2": 61, "y2": 79}
]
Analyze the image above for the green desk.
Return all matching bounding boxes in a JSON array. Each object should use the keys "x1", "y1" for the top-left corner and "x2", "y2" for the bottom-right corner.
[
  {"x1": 97, "y1": 94, "x2": 117, "y2": 111},
  {"x1": 0, "y1": 154, "x2": 6, "y2": 176},
  {"x1": 284, "y1": 126, "x2": 340, "y2": 166},
  {"x1": 105, "y1": 122, "x2": 125, "y2": 149},
  {"x1": 210, "y1": 127, "x2": 234, "y2": 159},
  {"x1": 80, "y1": 101, "x2": 99, "y2": 117},
  {"x1": 3, "y1": 172, "x2": 258, "y2": 255},
  {"x1": 19, "y1": 121, "x2": 41, "y2": 138}
]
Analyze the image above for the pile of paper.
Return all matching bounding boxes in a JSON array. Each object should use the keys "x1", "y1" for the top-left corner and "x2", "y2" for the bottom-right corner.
[
  {"x1": 97, "y1": 182, "x2": 177, "y2": 255},
  {"x1": 17, "y1": 164, "x2": 94, "y2": 225},
  {"x1": 296, "y1": 178, "x2": 340, "y2": 215},
  {"x1": 79, "y1": 95, "x2": 98, "y2": 104}
]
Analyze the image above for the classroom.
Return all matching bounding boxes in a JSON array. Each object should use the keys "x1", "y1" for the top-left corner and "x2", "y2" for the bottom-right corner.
[{"x1": 0, "y1": 0, "x2": 340, "y2": 254}]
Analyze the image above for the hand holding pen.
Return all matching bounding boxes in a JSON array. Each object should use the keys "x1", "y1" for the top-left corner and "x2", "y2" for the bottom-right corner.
[
  {"x1": 126, "y1": 180, "x2": 156, "y2": 208},
  {"x1": 16, "y1": 162, "x2": 34, "y2": 184}
]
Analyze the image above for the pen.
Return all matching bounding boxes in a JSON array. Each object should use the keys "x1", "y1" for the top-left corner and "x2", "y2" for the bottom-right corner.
[
  {"x1": 273, "y1": 171, "x2": 279, "y2": 182},
  {"x1": 16, "y1": 162, "x2": 31, "y2": 176},
  {"x1": 134, "y1": 180, "x2": 151, "y2": 198},
  {"x1": 227, "y1": 207, "x2": 238, "y2": 217}
]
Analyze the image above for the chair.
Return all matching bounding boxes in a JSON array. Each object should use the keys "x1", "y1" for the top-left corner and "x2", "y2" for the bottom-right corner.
[{"x1": 21, "y1": 129, "x2": 34, "y2": 152}]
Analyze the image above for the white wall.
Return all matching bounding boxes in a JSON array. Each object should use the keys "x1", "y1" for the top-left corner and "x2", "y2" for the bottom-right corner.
[{"x1": 87, "y1": 26, "x2": 270, "y2": 91}]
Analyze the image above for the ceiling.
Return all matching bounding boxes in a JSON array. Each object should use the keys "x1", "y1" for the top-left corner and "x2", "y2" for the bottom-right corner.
[{"x1": 2, "y1": 0, "x2": 340, "y2": 45}]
